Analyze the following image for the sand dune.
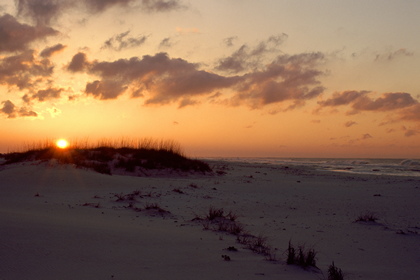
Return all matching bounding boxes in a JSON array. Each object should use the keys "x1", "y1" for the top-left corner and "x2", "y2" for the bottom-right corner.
[{"x1": 1, "y1": 160, "x2": 419, "y2": 279}]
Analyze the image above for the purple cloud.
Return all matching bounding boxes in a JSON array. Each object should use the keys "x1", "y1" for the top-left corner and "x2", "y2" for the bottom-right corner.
[
  {"x1": 40, "y1": 44, "x2": 66, "y2": 57},
  {"x1": 0, "y1": 14, "x2": 58, "y2": 52},
  {"x1": 0, "y1": 50, "x2": 54, "y2": 90},
  {"x1": 0, "y1": 100, "x2": 37, "y2": 118},
  {"x1": 216, "y1": 34, "x2": 288, "y2": 74}
]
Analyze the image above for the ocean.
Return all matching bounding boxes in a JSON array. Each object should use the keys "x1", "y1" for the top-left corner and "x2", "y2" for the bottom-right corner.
[{"x1": 207, "y1": 157, "x2": 420, "y2": 177}]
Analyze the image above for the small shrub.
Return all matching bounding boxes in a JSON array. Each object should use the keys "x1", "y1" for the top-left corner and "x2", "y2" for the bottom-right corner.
[
  {"x1": 355, "y1": 211, "x2": 378, "y2": 222},
  {"x1": 221, "y1": 255, "x2": 231, "y2": 261},
  {"x1": 287, "y1": 241, "x2": 296, "y2": 264},
  {"x1": 172, "y1": 188, "x2": 184, "y2": 194},
  {"x1": 144, "y1": 203, "x2": 170, "y2": 214},
  {"x1": 81, "y1": 202, "x2": 101, "y2": 208},
  {"x1": 328, "y1": 262, "x2": 344, "y2": 280},
  {"x1": 226, "y1": 246, "x2": 238, "y2": 252},
  {"x1": 206, "y1": 206, "x2": 225, "y2": 220},
  {"x1": 286, "y1": 241, "x2": 317, "y2": 268}
]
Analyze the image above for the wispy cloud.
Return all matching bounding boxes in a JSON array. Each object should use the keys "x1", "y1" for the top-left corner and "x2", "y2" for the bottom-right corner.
[
  {"x1": 374, "y1": 48, "x2": 414, "y2": 62},
  {"x1": 102, "y1": 31, "x2": 148, "y2": 51},
  {"x1": 215, "y1": 34, "x2": 288, "y2": 74},
  {"x1": 159, "y1": 37, "x2": 174, "y2": 48},
  {"x1": 344, "y1": 121, "x2": 357, "y2": 127},
  {"x1": 223, "y1": 36, "x2": 238, "y2": 47}
]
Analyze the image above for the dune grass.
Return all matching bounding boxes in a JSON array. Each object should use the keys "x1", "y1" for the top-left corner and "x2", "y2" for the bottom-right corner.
[{"x1": 1, "y1": 138, "x2": 211, "y2": 175}]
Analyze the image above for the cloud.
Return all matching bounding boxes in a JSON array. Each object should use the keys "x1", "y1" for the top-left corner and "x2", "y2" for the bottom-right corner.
[
  {"x1": 141, "y1": 0, "x2": 185, "y2": 12},
  {"x1": 375, "y1": 48, "x2": 414, "y2": 62},
  {"x1": 67, "y1": 52, "x2": 236, "y2": 104},
  {"x1": 15, "y1": 0, "x2": 72, "y2": 26},
  {"x1": 67, "y1": 52, "x2": 89, "y2": 72},
  {"x1": 85, "y1": 80, "x2": 128, "y2": 100},
  {"x1": 362, "y1": 133, "x2": 372, "y2": 140},
  {"x1": 344, "y1": 121, "x2": 357, "y2": 127},
  {"x1": 15, "y1": 0, "x2": 185, "y2": 26},
  {"x1": 216, "y1": 34, "x2": 288, "y2": 74},
  {"x1": 225, "y1": 52, "x2": 325, "y2": 108},
  {"x1": 400, "y1": 104, "x2": 420, "y2": 121},
  {"x1": 40, "y1": 44, "x2": 66, "y2": 57},
  {"x1": 84, "y1": 0, "x2": 134, "y2": 13},
  {"x1": 319, "y1": 91, "x2": 418, "y2": 112},
  {"x1": 67, "y1": 50, "x2": 325, "y2": 109},
  {"x1": 223, "y1": 36, "x2": 238, "y2": 47},
  {"x1": 159, "y1": 37, "x2": 174, "y2": 48},
  {"x1": 0, "y1": 50, "x2": 54, "y2": 90},
  {"x1": 0, "y1": 100, "x2": 37, "y2": 118},
  {"x1": 31, "y1": 87, "x2": 64, "y2": 102},
  {"x1": 178, "y1": 98, "x2": 200, "y2": 108},
  {"x1": 352, "y1": 92, "x2": 418, "y2": 111},
  {"x1": 318, "y1": 90, "x2": 370, "y2": 107},
  {"x1": 102, "y1": 31, "x2": 148, "y2": 51},
  {"x1": 0, "y1": 14, "x2": 59, "y2": 52},
  {"x1": 404, "y1": 129, "x2": 418, "y2": 137}
]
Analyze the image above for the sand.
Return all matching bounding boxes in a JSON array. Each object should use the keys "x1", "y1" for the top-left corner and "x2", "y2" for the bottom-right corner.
[{"x1": 0, "y1": 159, "x2": 419, "y2": 279}]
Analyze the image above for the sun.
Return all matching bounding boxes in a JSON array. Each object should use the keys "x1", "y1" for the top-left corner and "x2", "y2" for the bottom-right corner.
[{"x1": 56, "y1": 139, "x2": 69, "y2": 149}]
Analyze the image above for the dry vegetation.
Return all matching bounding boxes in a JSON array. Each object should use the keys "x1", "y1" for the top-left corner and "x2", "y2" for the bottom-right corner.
[{"x1": 1, "y1": 138, "x2": 211, "y2": 175}]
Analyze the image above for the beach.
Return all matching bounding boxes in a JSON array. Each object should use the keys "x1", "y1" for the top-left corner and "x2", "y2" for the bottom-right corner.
[{"x1": 0, "y1": 159, "x2": 419, "y2": 280}]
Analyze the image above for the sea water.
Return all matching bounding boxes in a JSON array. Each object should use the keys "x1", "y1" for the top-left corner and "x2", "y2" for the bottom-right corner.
[{"x1": 208, "y1": 157, "x2": 420, "y2": 177}]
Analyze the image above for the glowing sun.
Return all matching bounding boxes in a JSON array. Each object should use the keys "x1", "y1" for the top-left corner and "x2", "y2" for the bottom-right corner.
[{"x1": 56, "y1": 139, "x2": 69, "y2": 149}]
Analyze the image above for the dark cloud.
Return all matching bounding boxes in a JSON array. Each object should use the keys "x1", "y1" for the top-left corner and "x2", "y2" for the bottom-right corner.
[
  {"x1": 0, "y1": 14, "x2": 59, "y2": 52},
  {"x1": 0, "y1": 100, "x2": 37, "y2": 118},
  {"x1": 85, "y1": 80, "x2": 128, "y2": 100},
  {"x1": 375, "y1": 48, "x2": 414, "y2": 62},
  {"x1": 15, "y1": 0, "x2": 184, "y2": 25},
  {"x1": 67, "y1": 50, "x2": 325, "y2": 109},
  {"x1": 216, "y1": 34, "x2": 288, "y2": 74},
  {"x1": 226, "y1": 52, "x2": 325, "y2": 108},
  {"x1": 178, "y1": 98, "x2": 199, "y2": 108},
  {"x1": 0, "y1": 49, "x2": 54, "y2": 89},
  {"x1": 31, "y1": 87, "x2": 63, "y2": 102},
  {"x1": 319, "y1": 91, "x2": 418, "y2": 112},
  {"x1": 318, "y1": 90, "x2": 370, "y2": 107},
  {"x1": 85, "y1": 52, "x2": 237, "y2": 104},
  {"x1": 67, "y1": 52, "x2": 89, "y2": 72},
  {"x1": 40, "y1": 44, "x2": 66, "y2": 57},
  {"x1": 102, "y1": 31, "x2": 148, "y2": 51},
  {"x1": 352, "y1": 92, "x2": 418, "y2": 111},
  {"x1": 140, "y1": 0, "x2": 185, "y2": 12},
  {"x1": 84, "y1": 0, "x2": 134, "y2": 13},
  {"x1": 15, "y1": 0, "x2": 71, "y2": 26}
]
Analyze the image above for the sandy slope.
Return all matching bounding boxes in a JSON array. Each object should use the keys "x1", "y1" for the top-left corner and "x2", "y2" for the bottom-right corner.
[{"x1": 0, "y1": 160, "x2": 419, "y2": 280}]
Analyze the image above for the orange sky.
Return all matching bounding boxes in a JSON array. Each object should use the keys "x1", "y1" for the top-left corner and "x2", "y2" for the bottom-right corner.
[{"x1": 1, "y1": 1, "x2": 420, "y2": 158}]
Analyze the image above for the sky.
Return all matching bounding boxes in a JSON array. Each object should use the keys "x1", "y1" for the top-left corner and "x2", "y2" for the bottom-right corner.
[{"x1": 1, "y1": 0, "x2": 420, "y2": 158}]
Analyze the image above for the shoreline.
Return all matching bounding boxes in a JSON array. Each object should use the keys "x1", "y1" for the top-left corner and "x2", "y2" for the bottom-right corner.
[{"x1": 1, "y1": 159, "x2": 419, "y2": 279}]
